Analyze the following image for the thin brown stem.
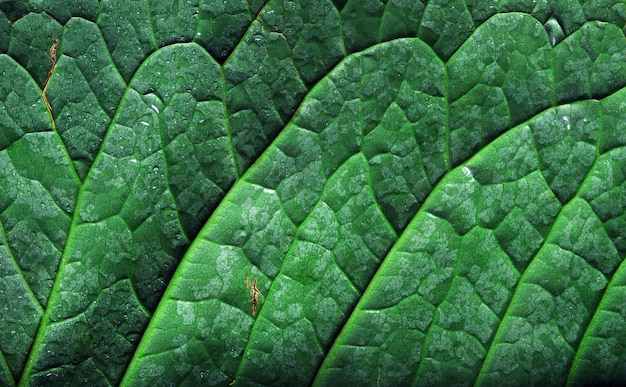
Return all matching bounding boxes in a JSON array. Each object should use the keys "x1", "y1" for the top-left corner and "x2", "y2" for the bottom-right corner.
[
  {"x1": 245, "y1": 275, "x2": 262, "y2": 317},
  {"x1": 42, "y1": 38, "x2": 59, "y2": 128}
]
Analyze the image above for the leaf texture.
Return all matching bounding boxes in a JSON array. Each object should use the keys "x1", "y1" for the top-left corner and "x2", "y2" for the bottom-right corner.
[{"x1": 0, "y1": 1, "x2": 625, "y2": 386}]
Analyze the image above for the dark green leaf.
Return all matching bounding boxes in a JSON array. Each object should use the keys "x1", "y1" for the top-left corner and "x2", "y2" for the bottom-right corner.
[{"x1": 2, "y1": 1, "x2": 626, "y2": 386}]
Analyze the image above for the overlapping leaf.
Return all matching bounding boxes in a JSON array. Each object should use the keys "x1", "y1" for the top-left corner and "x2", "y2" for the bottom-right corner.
[{"x1": 1, "y1": 1, "x2": 626, "y2": 386}]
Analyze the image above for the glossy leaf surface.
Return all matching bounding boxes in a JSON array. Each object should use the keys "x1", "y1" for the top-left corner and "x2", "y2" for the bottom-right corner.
[{"x1": 1, "y1": 1, "x2": 626, "y2": 386}]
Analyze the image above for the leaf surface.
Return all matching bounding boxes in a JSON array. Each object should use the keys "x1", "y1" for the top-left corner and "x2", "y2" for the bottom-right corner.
[{"x1": 1, "y1": 1, "x2": 626, "y2": 386}]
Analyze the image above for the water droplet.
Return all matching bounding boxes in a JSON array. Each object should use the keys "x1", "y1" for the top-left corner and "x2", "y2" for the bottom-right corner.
[
  {"x1": 544, "y1": 18, "x2": 565, "y2": 47},
  {"x1": 252, "y1": 34, "x2": 264, "y2": 45}
]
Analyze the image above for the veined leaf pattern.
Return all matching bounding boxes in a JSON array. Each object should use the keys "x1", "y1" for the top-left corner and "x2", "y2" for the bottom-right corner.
[{"x1": 0, "y1": 1, "x2": 625, "y2": 385}]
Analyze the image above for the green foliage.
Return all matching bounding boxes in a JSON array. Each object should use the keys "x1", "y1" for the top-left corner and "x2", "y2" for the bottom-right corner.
[{"x1": 1, "y1": 1, "x2": 626, "y2": 386}]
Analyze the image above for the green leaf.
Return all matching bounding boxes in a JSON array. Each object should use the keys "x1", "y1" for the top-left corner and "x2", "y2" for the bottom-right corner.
[
  {"x1": 49, "y1": 17, "x2": 126, "y2": 179},
  {"x1": 1, "y1": 1, "x2": 626, "y2": 386}
]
